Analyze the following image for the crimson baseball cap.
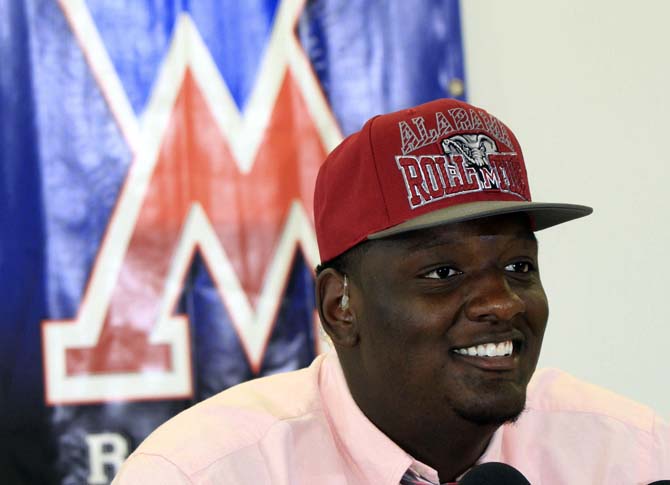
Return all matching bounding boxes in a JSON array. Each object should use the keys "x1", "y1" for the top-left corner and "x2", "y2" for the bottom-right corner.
[{"x1": 314, "y1": 98, "x2": 592, "y2": 262}]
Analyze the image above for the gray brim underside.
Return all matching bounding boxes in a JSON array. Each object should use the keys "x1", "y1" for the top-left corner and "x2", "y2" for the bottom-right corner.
[{"x1": 368, "y1": 201, "x2": 593, "y2": 239}]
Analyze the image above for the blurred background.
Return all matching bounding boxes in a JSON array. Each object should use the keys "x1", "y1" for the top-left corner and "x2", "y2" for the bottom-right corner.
[{"x1": 1, "y1": 0, "x2": 668, "y2": 483}]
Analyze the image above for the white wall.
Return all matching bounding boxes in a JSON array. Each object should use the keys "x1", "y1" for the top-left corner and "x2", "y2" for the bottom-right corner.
[{"x1": 461, "y1": 1, "x2": 670, "y2": 416}]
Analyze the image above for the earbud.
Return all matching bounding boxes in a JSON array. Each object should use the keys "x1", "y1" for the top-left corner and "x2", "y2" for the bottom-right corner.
[{"x1": 339, "y1": 274, "x2": 349, "y2": 310}]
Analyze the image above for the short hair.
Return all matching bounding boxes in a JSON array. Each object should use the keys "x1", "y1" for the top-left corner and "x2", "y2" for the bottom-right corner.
[{"x1": 315, "y1": 240, "x2": 371, "y2": 277}]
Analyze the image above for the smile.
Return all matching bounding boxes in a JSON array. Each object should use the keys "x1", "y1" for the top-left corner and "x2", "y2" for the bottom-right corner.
[{"x1": 452, "y1": 340, "x2": 514, "y2": 358}]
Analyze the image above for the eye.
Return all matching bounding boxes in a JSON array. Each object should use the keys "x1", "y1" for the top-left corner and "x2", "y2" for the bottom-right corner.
[
  {"x1": 423, "y1": 266, "x2": 462, "y2": 279},
  {"x1": 504, "y1": 261, "x2": 534, "y2": 273}
]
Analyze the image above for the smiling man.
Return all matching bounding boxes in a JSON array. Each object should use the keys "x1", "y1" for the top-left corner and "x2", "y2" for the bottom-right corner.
[
  {"x1": 317, "y1": 216, "x2": 548, "y2": 480},
  {"x1": 114, "y1": 99, "x2": 670, "y2": 484}
]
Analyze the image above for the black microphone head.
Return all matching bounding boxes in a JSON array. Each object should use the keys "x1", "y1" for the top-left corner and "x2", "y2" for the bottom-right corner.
[
  {"x1": 459, "y1": 462, "x2": 531, "y2": 485},
  {"x1": 647, "y1": 481, "x2": 670, "y2": 484}
]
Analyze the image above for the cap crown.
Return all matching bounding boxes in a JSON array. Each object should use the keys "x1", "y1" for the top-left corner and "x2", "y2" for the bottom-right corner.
[{"x1": 314, "y1": 99, "x2": 532, "y2": 262}]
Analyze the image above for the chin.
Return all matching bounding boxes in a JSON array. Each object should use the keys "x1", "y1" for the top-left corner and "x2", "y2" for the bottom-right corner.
[
  {"x1": 450, "y1": 382, "x2": 528, "y2": 427},
  {"x1": 454, "y1": 401, "x2": 525, "y2": 426}
]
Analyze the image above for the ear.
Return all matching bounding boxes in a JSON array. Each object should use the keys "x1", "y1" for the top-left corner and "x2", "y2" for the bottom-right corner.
[{"x1": 316, "y1": 269, "x2": 359, "y2": 347}]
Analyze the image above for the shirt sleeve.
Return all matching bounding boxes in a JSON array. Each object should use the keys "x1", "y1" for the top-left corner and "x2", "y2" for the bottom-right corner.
[{"x1": 112, "y1": 453, "x2": 193, "y2": 485}]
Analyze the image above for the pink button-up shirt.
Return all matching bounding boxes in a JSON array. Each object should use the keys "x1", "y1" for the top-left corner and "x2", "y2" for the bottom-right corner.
[{"x1": 114, "y1": 352, "x2": 670, "y2": 484}]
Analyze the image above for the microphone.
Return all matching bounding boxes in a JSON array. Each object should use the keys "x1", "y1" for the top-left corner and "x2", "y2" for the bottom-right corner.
[
  {"x1": 459, "y1": 462, "x2": 531, "y2": 484},
  {"x1": 647, "y1": 482, "x2": 670, "y2": 484}
]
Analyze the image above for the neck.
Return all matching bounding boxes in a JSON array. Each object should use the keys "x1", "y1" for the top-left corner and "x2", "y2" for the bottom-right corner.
[
  {"x1": 340, "y1": 354, "x2": 499, "y2": 482},
  {"x1": 402, "y1": 420, "x2": 497, "y2": 481}
]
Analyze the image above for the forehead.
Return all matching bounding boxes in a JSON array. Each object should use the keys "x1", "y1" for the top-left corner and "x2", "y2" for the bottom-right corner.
[
  {"x1": 359, "y1": 214, "x2": 537, "y2": 264},
  {"x1": 374, "y1": 214, "x2": 536, "y2": 252}
]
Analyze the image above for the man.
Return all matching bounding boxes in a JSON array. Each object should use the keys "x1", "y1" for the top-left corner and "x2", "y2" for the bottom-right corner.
[{"x1": 114, "y1": 99, "x2": 670, "y2": 484}]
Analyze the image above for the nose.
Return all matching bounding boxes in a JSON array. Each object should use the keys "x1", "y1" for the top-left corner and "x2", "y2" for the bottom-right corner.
[{"x1": 464, "y1": 271, "x2": 526, "y2": 323}]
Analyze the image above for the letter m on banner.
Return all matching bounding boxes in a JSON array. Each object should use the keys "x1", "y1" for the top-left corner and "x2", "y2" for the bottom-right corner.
[{"x1": 42, "y1": 0, "x2": 341, "y2": 404}]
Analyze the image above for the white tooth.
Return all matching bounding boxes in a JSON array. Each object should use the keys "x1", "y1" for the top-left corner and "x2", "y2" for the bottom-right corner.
[{"x1": 460, "y1": 341, "x2": 514, "y2": 357}]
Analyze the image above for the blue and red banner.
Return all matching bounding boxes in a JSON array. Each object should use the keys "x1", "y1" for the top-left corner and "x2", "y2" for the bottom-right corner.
[{"x1": 1, "y1": 0, "x2": 465, "y2": 482}]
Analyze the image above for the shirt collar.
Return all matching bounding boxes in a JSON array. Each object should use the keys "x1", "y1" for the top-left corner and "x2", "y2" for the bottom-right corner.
[
  {"x1": 319, "y1": 351, "x2": 413, "y2": 485},
  {"x1": 409, "y1": 458, "x2": 442, "y2": 484}
]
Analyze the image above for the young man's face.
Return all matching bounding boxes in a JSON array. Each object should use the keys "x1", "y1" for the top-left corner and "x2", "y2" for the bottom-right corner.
[{"x1": 344, "y1": 214, "x2": 549, "y2": 430}]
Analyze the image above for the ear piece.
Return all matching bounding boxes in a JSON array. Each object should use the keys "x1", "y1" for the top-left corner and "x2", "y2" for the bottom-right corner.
[
  {"x1": 316, "y1": 270, "x2": 358, "y2": 347},
  {"x1": 339, "y1": 274, "x2": 349, "y2": 310}
]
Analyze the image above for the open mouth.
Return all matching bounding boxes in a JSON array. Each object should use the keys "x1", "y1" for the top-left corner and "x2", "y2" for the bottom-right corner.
[
  {"x1": 450, "y1": 339, "x2": 523, "y2": 371},
  {"x1": 452, "y1": 340, "x2": 514, "y2": 358}
]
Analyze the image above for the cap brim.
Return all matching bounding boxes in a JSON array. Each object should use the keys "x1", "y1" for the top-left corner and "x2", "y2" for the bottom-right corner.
[{"x1": 368, "y1": 201, "x2": 593, "y2": 239}]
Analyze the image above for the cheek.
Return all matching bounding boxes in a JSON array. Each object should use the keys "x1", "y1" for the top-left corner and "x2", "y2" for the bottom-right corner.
[
  {"x1": 357, "y1": 295, "x2": 449, "y2": 379},
  {"x1": 362, "y1": 293, "x2": 452, "y2": 344},
  {"x1": 525, "y1": 287, "x2": 549, "y2": 338},
  {"x1": 355, "y1": 296, "x2": 408, "y2": 372}
]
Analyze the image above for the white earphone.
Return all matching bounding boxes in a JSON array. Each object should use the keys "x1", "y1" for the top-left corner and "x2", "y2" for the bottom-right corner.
[{"x1": 339, "y1": 274, "x2": 349, "y2": 310}]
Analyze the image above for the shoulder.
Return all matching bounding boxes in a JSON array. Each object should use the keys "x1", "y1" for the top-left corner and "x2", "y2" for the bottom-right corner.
[
  {"x1": 125, "y1": 356, "x2": 327, "y2": 479},
  {"x1": 525, "y1": 368, "x2": 659, "y2": 433},
  {"x1": 499, "y1": 368, "x2": 670, "y2": 480}
]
